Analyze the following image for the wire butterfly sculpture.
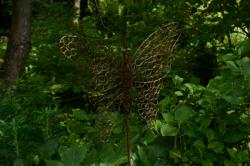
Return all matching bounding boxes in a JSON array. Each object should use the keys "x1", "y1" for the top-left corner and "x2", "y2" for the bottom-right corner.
[
  {"x1": 59, "y1": 22, "x2": 180, "y2": 165},
  {"x1": 60, "y1": 23, "x2": 180, "y2": 120}
]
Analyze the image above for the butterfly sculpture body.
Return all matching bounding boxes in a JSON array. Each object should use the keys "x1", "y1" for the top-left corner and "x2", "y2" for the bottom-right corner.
[{"x1": 59, "y1": 22, "x2": 180, "y2": 122}]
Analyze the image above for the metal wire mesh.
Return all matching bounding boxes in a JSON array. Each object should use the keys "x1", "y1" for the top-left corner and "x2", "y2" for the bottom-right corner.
[{"x1": 59, "y1": 23, "x2": 180, "y2": 123}]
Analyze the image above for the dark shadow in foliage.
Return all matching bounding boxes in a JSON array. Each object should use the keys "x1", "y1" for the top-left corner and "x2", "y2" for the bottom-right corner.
[
  {"x1": 0, "y1": 0, "x2": 11, "y2": 37},
  {"x1": 53, "y1": 88, "x2": 89, "y2": 109},
  {"x1": 193, "y1": 43, "x2": 217, "y2": 86}
]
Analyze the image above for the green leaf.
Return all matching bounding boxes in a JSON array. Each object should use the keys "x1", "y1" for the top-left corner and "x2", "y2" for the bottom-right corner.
[
  {"x1": 112, "y1": 126, "x2": 122, "y2": 134},
  {"x1": 173, "y1": 75, "x2": 184, "y2": 86},
  {"x1": 227, "y1": 148, "x2": 237, "y2": 159},
  {"x1": 207, "y1": 141, "x2": 224, "y2": 154},
  {"x1": 113, "y1": 156, "x2": 127, "y2": 166},
  {"x1": 160, "y1": 124, "x2": 179, "y2": 136},
  {"x1": 159, "y1": 96, "x2": 171, "y2": 111},
  {"x1": 153, "y1": 120, "x2": 162, "y2": 131},
  {"x1": 137, "y1": 146, "x2": 151, "y2": 166},
  {"x1": 162, "y1": 112, "x2": 175, "y2": 124},
  {"x1": 142, "y1": 130, "x2": 157, "y2": 144},
  {"x1": 45, "y1": 160, "x2": 64, "y2": 166},
  {"x1": 175, "y1": 105, "x2": 194, "y2": 124},
  {"x1": 169, "y1": 148, "x2": 181, "y2": 159},
  {"x1": 98, "y1": 144, "x2": 115, "y2": 161},
  {"x1": 174, "y1": 91, "x2": 183, "y2": 96},
  {"x1": 184, "y1": 83, "x2": 194, "y2": 94},
  {"x1": 223, "y1": 90, "x2": 244, "y2": 105},
  {"x1": 59, "y1": 143, "x2": 90, "y2": 166},
  {"x1": 225, "y1": 61, "x2": 240, "y2": 74},
  {"x1": 69, "y1": 122, "x2": 96, "y2": 134},
  {"x1": 237, "y1": 40, "x2": 250, "y2": 56},
  {"x1": 13, "y1": 159, "x2": 25, "y2": 166},
  {"x1": 73, "y1": 110, "x2": 92, "y2": 121},
  {"x1": 217, "y1": 53, "x2": 236, "y2": 62},
  {"x1": 108, "y1": 111, "x2": 123, "y2": 124},
  {"x1": 236, "y1": 57, "x2": 250, "y2": 76},
  {"x1": 224, "y1": 131, "x2": 245, "y2": 143},
  {"x1": 237, "y1": 150, "x2": 249, "y2": 162},
  {"x1": 199, "y1": 116, "x2": 212, "y2": 130},
  {"x1": 45, "y1": 140, "x2": 59, "y2": 157},
  {"x1": 193, "y1": 140, "x2": 205, "y2": 151},
  {"x1": 201, "y1": 160, "x2": 213, "y2": 166},
  {"x1": 182, "y1": 124, "x2": 198, "y2": 137},
  {"x1": 204, "y1": 128, "x2": 216, "y2": 142},
  {"x1": 84, "y1": 148, "x2": 98, "y2": 165},
  {"x1": 218, "y1": 122, "x2": 227, "y2": 135},
  {"x1": 224, "y1": 160, "x2": 235, "y2": 166}
]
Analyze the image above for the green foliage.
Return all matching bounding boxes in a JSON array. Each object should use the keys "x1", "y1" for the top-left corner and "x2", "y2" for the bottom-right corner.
[
  {"x1": 136, "y1": 48, "x2": 250, "y2": 165},
  {"x1": 46, "y1": 143, "x2": 90, "y2": 166},
  {"x1": 1, "y1": 0, "x2": 250, "y2": 165}
]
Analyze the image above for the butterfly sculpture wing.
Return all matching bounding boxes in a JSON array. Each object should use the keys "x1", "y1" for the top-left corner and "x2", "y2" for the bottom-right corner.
[
  {"x1": 59, "y1": 35, "x2": 79, "y2": 59},
  {"x1": 133, "y1": 23, "x2": 180, "y2": 121},
  {"x1": 59, "y1": 35, "x2": 122, "y2": 109},
  {"x1": 59, "y1": 35, "x2": 122, "y2": 142}
]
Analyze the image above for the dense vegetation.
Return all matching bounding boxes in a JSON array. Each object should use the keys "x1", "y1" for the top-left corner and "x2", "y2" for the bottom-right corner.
[{"x1": 0, "y1": 0, "x2": 250, "y2": 165}]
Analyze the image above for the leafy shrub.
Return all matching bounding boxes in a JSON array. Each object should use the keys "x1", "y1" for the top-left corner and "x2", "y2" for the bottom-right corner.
[{"x1": 135, "y1": 43, "x2": 250, "y2": 165}]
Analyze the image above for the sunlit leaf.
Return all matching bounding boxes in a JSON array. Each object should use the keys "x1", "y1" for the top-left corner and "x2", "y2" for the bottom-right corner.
[
  {"x1": 173, "y1": 75, "x2": 184, "y2": 85},
  {"x1": 184, "y1": 83, "x2": 194, "y2": 94},
  {"x1": 160, "y1": 124, "x2": 178, "y2": 136},
  {"x1": 174, "y1": 91, "x2": 183, "y2": 96}
]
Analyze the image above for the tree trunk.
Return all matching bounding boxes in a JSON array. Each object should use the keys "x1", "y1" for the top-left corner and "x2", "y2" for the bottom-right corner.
[
  {"x1": 73, "y1": 0, "x2": 81, "y2": 25},
  {"x1": 0, "y1": 0, "x2": 32, "y2": 87}
]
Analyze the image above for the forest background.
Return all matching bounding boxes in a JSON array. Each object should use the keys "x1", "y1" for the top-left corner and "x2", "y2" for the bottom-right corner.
[{"x1": 0, "y1": 0, "x2": 250, "y2": 165}]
